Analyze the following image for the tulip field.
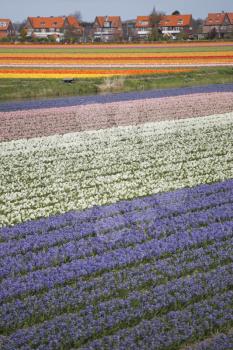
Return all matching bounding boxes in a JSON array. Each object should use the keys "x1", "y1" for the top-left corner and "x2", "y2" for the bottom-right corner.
[
  {"x1": 0, "y1": 42, "x2": 233, "y2": 78},
  {"x1": 0, "y1": 78, "x2": 233, "y2": 350}
]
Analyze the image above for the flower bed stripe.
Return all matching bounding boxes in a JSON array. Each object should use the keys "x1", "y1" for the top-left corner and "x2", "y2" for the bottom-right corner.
[
  {"x1": 1, "y1": 194, "x2": 233, "y2": 280},
  {"x1": 1, "y1": 83, "x2": 233, "y2": 112},
  {"x1": 1, "y1": 112, "x2": 233, "y2": 227},
  {"x1": 0, "y1": 68, "x2": 193, "y2": 79},
  {"x1": 1, "y1": 236, "x2": 232, "y2": 333},
  {"x1": 1, "y1": 91, "x2": 233, "y2": 142},
  {"x1": 2, "y1": 289, "x2": 233, "y2": 349},
  {"x1": 1, "y1": 83, "x2": 233, "y2": 348},
  {"x1": 76, "y1": 291, "x2": 233, "y2": 350},
  {"x1": 1, "y1": 179, "x2": 233, "y2": 347}
]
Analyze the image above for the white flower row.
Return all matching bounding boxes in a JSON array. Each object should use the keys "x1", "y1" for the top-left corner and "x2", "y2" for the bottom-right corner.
[{"x1": 0, "y1": 112, "x2": 233, "y2": 227}]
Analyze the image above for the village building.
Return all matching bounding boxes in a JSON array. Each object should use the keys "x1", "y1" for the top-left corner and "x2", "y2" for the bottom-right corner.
[
  {"x1": 25, "y1": 16, "x2": 83, "y2": 41},
  {"x1": 135, "y1": 14, "x2": 193, "y2": 40},
  {"x1": 203, "y1": 12, "x2": 233, "y2": 38},
  {"x1": 122, "y1": 20, "x2": 136, "y2": 41},
  {"x1": 0, "y1": 18, "x2": 15, "y2": 38},
  {"x1": 159, "y1": 14, "x2": 193, "y2": 38},
  {"x1": 93, "y1": 16, "x2": 123, "y2": 42},
  {"x1": 135, "y1": 16, "x2": 152, "y2": 39},
  {"x1": 64, "y1": 16, "x2": 84, "y2": 41}
]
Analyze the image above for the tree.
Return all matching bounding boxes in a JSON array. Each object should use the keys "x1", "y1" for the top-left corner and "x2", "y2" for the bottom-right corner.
[
  {"x1": 15, "y1": 19, "x2": 27, "y2": 31},
  {"x1": 172, "y1": 10, "x2": 180, "y2": 15},
  {"x1": 81, "y1": 22, "x2": 94, "y2": 43},
  {"x1": 208, "y1": 27, "x2": 217, "y2": 39},
  {"x1": 19, "y1": 27, "x2": 27, "y2": 42},
  {"x1": 192, "y1": 18, "x2": 203, "y2": 35},
  {"x1": 68, "y1": 11, "x2": 82, "y2": 21},
  {"x1": 149, "y1": 7, "x2": 164, "y2": 41},
  {"x1": 64, "y1": 24, "x2": 80, "y2": 43}
]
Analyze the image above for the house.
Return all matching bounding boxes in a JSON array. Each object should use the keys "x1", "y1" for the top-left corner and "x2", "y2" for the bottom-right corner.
[
  {"x1": 122, "y1": 20, "x2": 136, "y2": 41},
  {"x1": 228, "y1": 13, "x2": 233, "y2": 28},
  {"x1": 25, "y1": 16, "x2": 65, "y2": 41},
  {"x1": 93, "y1": 16, "x2": 123, "y2": 42},
  {"x1": 203, "y1": 12, "x2": 233, "y2": 38},
  {"x1": 0, "y1": 19, "x2": 15, "y2": 38},
  {"x1": 64, "y1": 16, "x2": 84, "y2": 41},
  {"x1": 25, "y1": 16, "x2": 83, "y2": 41},
  {"x1": 135, "y1": 16, "x2": 151, "y2": 39},
  {"x1": 159, "y1": 14, "x2": 193, "y2": 38},
  {"x1": 135, "y1": 14, "x2": 193, "y2": 40}
]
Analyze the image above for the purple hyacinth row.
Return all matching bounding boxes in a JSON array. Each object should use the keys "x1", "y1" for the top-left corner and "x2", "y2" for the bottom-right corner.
[
  {"x1": 1, "y1": 177, "x2": 233, "y2": 243},
  {"x1": 1, "y1": 179, "x2": 233, "y2": 348},
  {"x1": 2, "y1": 283, "x2": 233, "y2": 349},
  {"x1": 1, "y1": 219, "x2": 233, "y2": 303},
  {"x1": 78, "y1": 291, "x2": 233, "y2": 350},
  {"x1": 1, "y1": 83, "x2": 233, "y2": 112},
  {"x1": 0, "y1": 237, "x2": 232, "y2": 333},
  {"x1": 1, "y1": 200, "x2": 233, "y2": 280},
  {"x1": 1, "y1": 185, "x2": 233, "y2": 260}
]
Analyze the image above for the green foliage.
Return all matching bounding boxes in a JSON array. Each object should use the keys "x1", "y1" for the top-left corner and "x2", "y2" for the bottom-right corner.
[
  {"x1": 0, "y1": 68, "x2": 232, "y2": 103},
  {"x1": 19, "y1": 27, "x2": 27, "y2": 41}
]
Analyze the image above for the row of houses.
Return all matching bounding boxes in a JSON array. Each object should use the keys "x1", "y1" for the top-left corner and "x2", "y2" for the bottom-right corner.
[
  {"x1": 1, "y1": 12, "x2": 233, "y2": 42},
  {"x1": 0, "y1": 19, "x2": 15, "y2": 38}
]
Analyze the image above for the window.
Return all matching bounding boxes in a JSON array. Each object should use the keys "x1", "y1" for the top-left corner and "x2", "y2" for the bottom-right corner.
[
  {"x1": 0, "y1": 22, "x2": 7, "y2": 27},
  {"x1": 140, "y1": 21, "x2": 148, "y2": 26},
  {"x1": 104, "y1": 21, "x2": 111, "y2": 28}
]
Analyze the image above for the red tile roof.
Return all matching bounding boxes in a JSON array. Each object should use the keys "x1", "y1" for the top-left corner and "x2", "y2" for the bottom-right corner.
[
  {"x1": 227, "y1": 13, "x2": 233, "y2": 24},
  {"x1": 28, "y1": 17, "x2": 65, "y2": 29},
  {"x1": 66, "y1": 16, "x2": 83, "y2": 29},
  {"x1": 205, "y1": 13, "x2": 227, "y2": 26},
  {"x1": 136, "y1": 16, "x2": 150, "y2": 28},
  {"x1": 95, "y1": 16, "x2": 122, "y2": 28},
  {"x1": 0, "y1": 19, "x2": 11, "y2": 31},
  {"x1": 159, "y1": 15, "x2": 192, "y2": 27},
  {"x1": 136, "y1": 14, "x2": 192, "y2": 28}
]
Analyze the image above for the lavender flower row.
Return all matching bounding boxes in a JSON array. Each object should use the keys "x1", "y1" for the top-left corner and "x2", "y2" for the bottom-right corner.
[
  {"x1": 1, "y1": 237, "x2": 232, "y2": 332},
  {"x1": 78, "y1": 291, "x2": 233, "y2": 350},
  {"x1": 1, "y1": 201, "x2": 233, "y2": 280},
  {"x1": 1, "y1": 177, "x2": 233, "y2": 243},
  {"x1": 1, "y1": 91, "x2": 233, "y2": 142},
  {"x1": 2, "y1": 274, "x2": 233, "y2": 350},
  {"x1": 1, "y1": 83, "x2": 233, "y2": 112},
  {"x1": 1, "y1": 219, "x2": 232, "y2": 303}
]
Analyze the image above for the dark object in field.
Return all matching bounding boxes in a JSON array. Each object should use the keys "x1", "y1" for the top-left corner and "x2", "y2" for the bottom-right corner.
[{"x1": 63, "y1": 78, "x2": 75, "y2": 84}]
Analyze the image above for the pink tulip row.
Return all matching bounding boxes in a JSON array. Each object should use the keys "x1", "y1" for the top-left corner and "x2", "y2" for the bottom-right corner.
[{"x1": 1, "y1": 91, "x2": 233, "y2": 142}]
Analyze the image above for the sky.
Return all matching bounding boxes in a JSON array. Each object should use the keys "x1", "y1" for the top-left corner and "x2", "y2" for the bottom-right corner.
[{"x1": 1, "y1": 0, "x2": 233, "y2": 22}]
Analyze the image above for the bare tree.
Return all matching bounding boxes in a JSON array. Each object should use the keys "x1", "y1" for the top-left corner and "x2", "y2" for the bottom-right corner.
[
  {"x1": 14, "y1": 19, "x2": 27, "y2": 33},
  {"x1": 192, "y1": 18, "x2": 203, "y2": 35},
  {"x1": 68, "y1": 11, "x2": 82, "y2": 21},
  {"x1": 149, "y1": 7, "x2": 164, "y2": 41}
]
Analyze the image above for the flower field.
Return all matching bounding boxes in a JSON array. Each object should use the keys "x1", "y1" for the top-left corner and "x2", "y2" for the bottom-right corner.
[
  {"x1": 0, "y1": 82, "x2": 233, "y2": 349},
  {"x1": 0, "y1": 67, "x2": 193, "y2": 79},
  {"x1": 0, "y1": 42, "x2": 233, "y2": 78}
]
